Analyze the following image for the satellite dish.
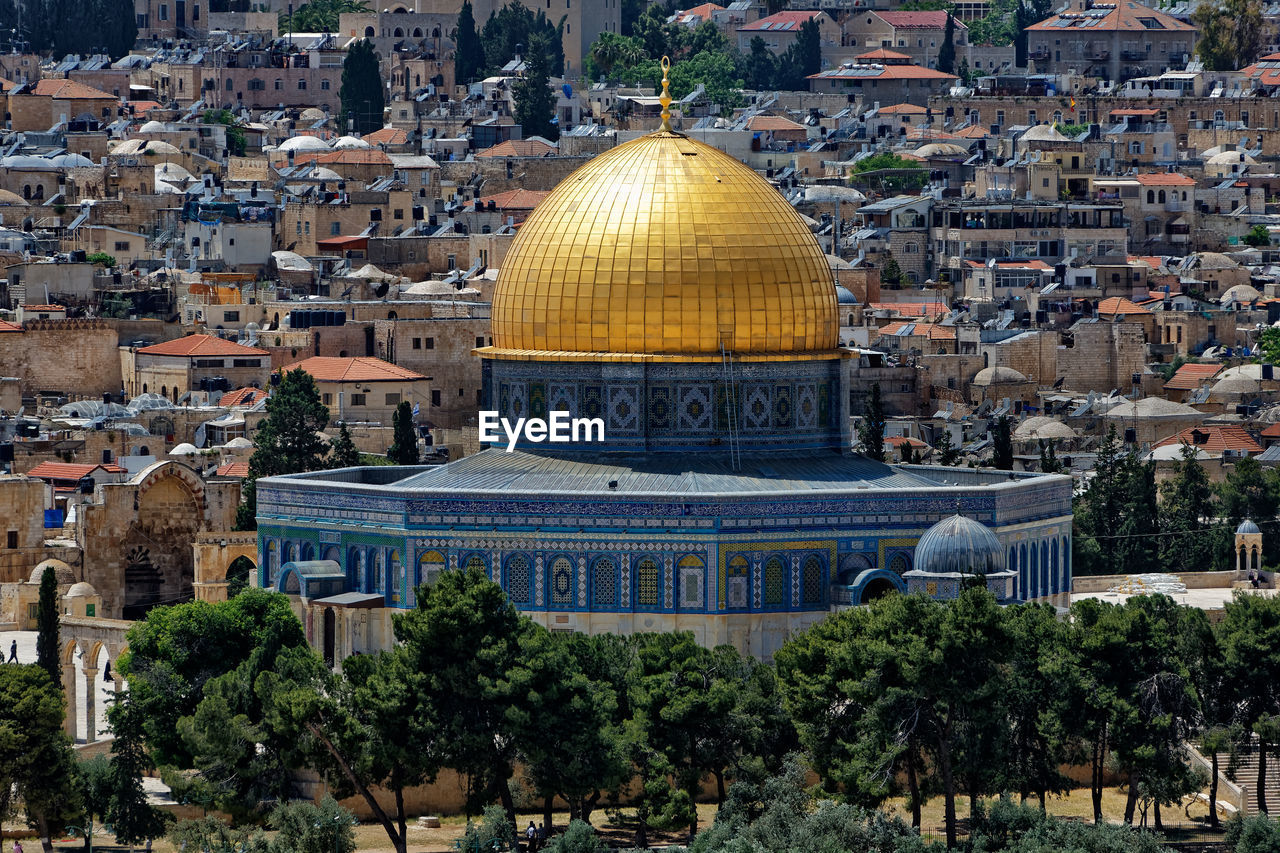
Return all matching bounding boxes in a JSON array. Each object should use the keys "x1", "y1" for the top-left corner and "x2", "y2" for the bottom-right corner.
[{"x1": 373, "y1": 281, "x2": 390, "y2": 298}]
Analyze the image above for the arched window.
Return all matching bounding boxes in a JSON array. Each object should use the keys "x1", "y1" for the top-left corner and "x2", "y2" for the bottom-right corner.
[
  {"x1": 889, "y1": 553, "x2": 910, "y2": 575},
  {"x1": 1158, "y1": 190, "x2": 1166, "y2": 203},
  {"x1": 1008, "y1": 546, "x2": 1018, "y2": 596},
  {"x1": 1029, "y1": 543, "x2": 1039, "y2": 597},
  {"x1": 374, "y1": 550, "x2": 386, "y2": 594},
  {"x1": 802, "y1": 555, "x2": 823, "y2": 605},
  {"x1": 412, "y1": 27, "x2": 422, "y2": 37},
  {"x1": 1020, "y1": 543, "x2": 1029, "y2": 596},
  {"x1": 505, "y1": 554, "x2": 532, "y2": 604},
  {"x1": 283, "y1": 542, "x2": 295, "y2": 565},
  {"x1": 1050, "y1": 543, "x2": 1059, "y2": 593},
  {"x1": 1040, "y1": 541, "x2": 1050, "y2": 595},
  {"x1": 636, "y1": 557, "x2": 660, "y2": 607},
  {"x1": 300, "y1": 542, "x2": 314, "y2": 562},
  {"x1": 346, "y1": 546, "x2": 360, "y2": 588},
  {"x1": 389, "y1": 550, "x2": 402, "y2": 602},
  {"x1": 727, "y1": 555, "x2": 749, "y2": 609},
  {"x1": 677, "y1": 555, "x2": 704, "y2": 609},
  {"x1": 763, "y1": 556, "x2": 785, "y2": 606},
  {"x1": 550, "y1": 556, "x2": 574, "y2": 606},
  {"x1": 464, "y1": 552, "x2": 487, "y2": 576},
  {"x1": 1146, "y1": 190, "x2": 1154, "y2": 203},
  {"x1": 393, "y1": 27, "x2": 404, "y2": 37},
  {"x1": 418, "y1": 550, "x2": 445, "y2": 589},
  {"x1": 265, "y1": 541, "x2": 277, "y2": 585},
  {"x1": 1061, "y1": 537, "x2": 1070, "y2": 584},
  {"x1": 364, "y1": 26, "x2": 375, "y2": 37},
  {"x1": 592, "y1": 557, "x2": 616, "y2": 607},
  {"x1": 357, "y1": 549, "x2": 369, "y2": 591}
]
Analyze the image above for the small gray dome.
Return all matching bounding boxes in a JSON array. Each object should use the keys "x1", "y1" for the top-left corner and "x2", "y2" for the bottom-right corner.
[
  {"x1": 835, "y1": 284, "x2": 858, "y2": 305},
  {"x1": 913, "y1": 514, "x2": 1006, "y2": 576},
  {"x1": 1237, "y1": 519, "x2": 1261, "y2": 535}
]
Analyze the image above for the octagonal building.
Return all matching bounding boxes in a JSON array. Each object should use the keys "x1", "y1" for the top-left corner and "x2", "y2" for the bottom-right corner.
[{"x1": 257, "y1": 124, "x2": 1073, "y2": 662}]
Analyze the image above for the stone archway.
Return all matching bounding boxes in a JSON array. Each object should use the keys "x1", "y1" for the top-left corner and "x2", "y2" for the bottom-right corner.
[
  {"x1": 60, "y1": 618, "x2": 131, "y2": 744},
  {"x1": 192, "y1": 531, "x2": 257, "y2": 602}
]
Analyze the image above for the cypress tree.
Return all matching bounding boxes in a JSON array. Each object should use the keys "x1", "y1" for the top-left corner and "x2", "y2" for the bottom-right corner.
[
  {"x1": 454, "y1": 1, "x2": 485, "y2": 84},
  {"x1": 387, "y1": 401, "x2": 420, "y2": 465},
  {"x1": 339, "y1": 39, "x2": 386, "y2": 136},
  {"x1": 513, "y1": 31, "x2": 559, "y2": 141},
  {"x1": 938, "y1": 13, "x2": 956, "y2": 74},
  {"x1": 329, "y1": 421, "x2": 361, "y2": 468},
  {"x1": 858, "y1": 383, "x2": 886, "y2": 462},
  {"x1": 36, "y1": 566, "x2": 60, "y2": 690}
]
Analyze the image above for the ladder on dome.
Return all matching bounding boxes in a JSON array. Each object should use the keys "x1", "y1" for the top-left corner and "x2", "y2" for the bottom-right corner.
[{"x1": 721, "y1": 343, "x2": 741, "y2": 472}]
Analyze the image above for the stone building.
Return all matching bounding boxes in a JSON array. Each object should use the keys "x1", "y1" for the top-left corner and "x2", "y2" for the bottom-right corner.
[
  {"x1": 285, "y1": 356, "x2": 430, "y2": 428},
  {"x1": 1025, "y1": 0, "x2": 1196, "y2": 83},
  {"x1": 126, "y1": 334, "x2": 271, "y2": 401},
  {"x1": 0, "y1": 319, "x2": 123, "y2": 397},
  {"x1": 76, "y1": 461, "x2": 239, "y2": 619}
]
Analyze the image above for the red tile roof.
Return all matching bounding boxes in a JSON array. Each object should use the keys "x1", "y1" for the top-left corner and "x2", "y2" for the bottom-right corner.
[
  {"x1": 1135, "y1": 172, "x2": 1196, "y2": 186},
  {"x1": 857, "y1": 48, "x2": 914, "y2": 62},
  {"x1": 475, "y1": 139, "x2": 556, "y2": 158},
  {"x1": 1163, "y1": 362, "x2": 1222, "y2": 391},
  {"x1": 0, "y1": 320, "x2": 22, "y2": 333},
  {"x1": 868, "y1": 301, "x2": 950, "y2": 317},
  {"x1": 215, "y1": 461, "x2": 250, "y2": 478},
  {"x1": 876, "y1": 10, "x2": 967, "y2": 29},
  {"x1": 30, "y1": 79, "x2": 117, "y2": 99},
  {"x1": 887, "y1": 434, "x2": 930, "y2": 447},
  {"x1": 288, "y1": 356, "x2": 426, "y2": 383},
  {"x1": 876, "y1": 102, "x2": 929, "y2": 114},
  {"x1": 1261, "y1": 422, "x2": 1280, "y2": 439},
  {"x1": 745, "y1": 114, "x2": 806, "y2": 132},
  {"x1": 1097, "y1": 296, "x2": 1152, "y2": 316},
  {"x1": 810, "y1": 64, "x2": 958, "y2": 81},
  {"x1": 675, "y1": 3, "x2": 724, "y2": 23},
  {"x1": 739, "y1": 9, "x2": 825, "y2": 30},
  {"x1": 1027, "y1": 0, "x2": 1193, "y2": 32},
  {"x1": 219, "y1": 387, "x2": 269, "y2": 407},
  {"x1": 26, "y1": 462, "x2": 124, "y2": 481},
  {"x1": 1154, "y1": 425, "x2": 1262, "y2": 455},
  {"x1": 137, "y1": 334, "x2": 269, "y2": 357},
  {"x1": 362, "y1": 127, "x2": 409, "y2": 146},
  {"x1": 478, "y1": 189, "x2": 550, "y2": 210}
]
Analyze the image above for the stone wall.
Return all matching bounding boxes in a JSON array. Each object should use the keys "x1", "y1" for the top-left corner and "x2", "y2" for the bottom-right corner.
[
  {"x1": 0, "y1": 476, "x2": 63, "y2": 586},
  {"x1": 0, "y1": 320, "x2": 122, "y2": 396},
  {"x1": 1057, "y1": 322, "x2": 1146, "y2": 395},
  {"x1": 985, "y1": 331, "x2": 1059, "y2": 389},
  {"x1": 437, "y1": 156, "x2": 592, "y2": 196}
]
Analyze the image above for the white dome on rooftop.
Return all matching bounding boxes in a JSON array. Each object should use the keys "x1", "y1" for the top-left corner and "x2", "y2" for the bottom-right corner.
[
  {"x1": 332, "y1": 135, "x2": 371, "y2": 149},
  {"x1": 170, "y1": 442, "x2": 199, "y2": 455},
  {"x1": 139, "y1": 120, "x2": 167, "y2": 133},
  {"x1": 279, "y1": 135, "x2": 329, "y2": 152}
]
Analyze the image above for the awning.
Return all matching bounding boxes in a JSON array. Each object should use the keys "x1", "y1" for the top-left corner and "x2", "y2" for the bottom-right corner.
[{"x1": 310, "y1": 592, "x2": 385, "y2": 608}]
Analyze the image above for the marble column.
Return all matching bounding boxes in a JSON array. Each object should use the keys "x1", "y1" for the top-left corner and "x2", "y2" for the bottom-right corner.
[
  {"x1": 62, "y1": 660, "x2": 78, "y2": 738},
  {"x1": 81, "y1": 666, "x2": 98, "y2": 744}
]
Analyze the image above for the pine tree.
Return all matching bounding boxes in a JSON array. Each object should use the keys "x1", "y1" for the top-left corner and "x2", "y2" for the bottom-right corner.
[
  {"x1": 514, "y1": 32, "x2": 559, "y2": 141},
  {"x1": 454, "y1": 1, "x2": 485, "y2": 84},
  {"x1": 235, "y1": 368, "x2": 332, "y2": 531},
  {"x1": 36, "y1": 566, "x2": 60, "y2": 690},
  {"x1": 329, "y1": 422, "x2": 361, "y2": 468},
  {"x1": 107, "y1": 697, "x2": 170, "y2": 847},
  {"x1": 882, "y1": 256, "x2": 903, "y2": 286},
  {"x1": 386, "y1": 401, "x2": 420, "y2": 465},
  {"x1": 339, "y1": 38, "x2": 386, "y2": 136},
  {"x1": 858, "y1": 383, "x2": 886, "y2": 462},
  {"x1": 936, "y1": 428, "x2": 960, "y2": 466},
  {"x1": 937, "y1": 13, "x2": 956, "y2": 74}
]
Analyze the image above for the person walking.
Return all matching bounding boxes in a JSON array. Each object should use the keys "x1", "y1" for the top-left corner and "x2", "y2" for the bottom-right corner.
[
  {"x1": 7, "y1": 640, "x2": 16, "y2": 663},
  {"x1": 525, "y1": 821, "x2": 538, "y2": 852}
]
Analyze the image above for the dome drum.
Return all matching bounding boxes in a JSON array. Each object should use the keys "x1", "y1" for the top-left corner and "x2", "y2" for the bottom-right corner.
[{"x1": 483, "y1": 357, "x2": 847, "y2": 455}]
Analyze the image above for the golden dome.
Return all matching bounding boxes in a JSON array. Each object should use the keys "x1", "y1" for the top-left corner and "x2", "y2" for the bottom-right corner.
[{"x1": 486, "y1": 130, "x2": 838, "y2": 361}]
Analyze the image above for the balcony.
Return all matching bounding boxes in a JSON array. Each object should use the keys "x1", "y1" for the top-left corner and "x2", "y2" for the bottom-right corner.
[
  {"x1": 1120, "y1": 49, "x2": 1148, "y2": 61},
  {"x1": 1028, "y1": 48, "x2": 1050, "y2": 61}
]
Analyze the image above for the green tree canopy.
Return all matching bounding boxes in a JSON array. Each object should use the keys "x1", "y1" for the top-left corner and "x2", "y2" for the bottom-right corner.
[
  {"x1": 453, "y1": 1, "x2": 485, "y2": 84},
  {"x1": 387, "y1": 400, "x2": 420, "y2": 465},
  {"x1": 280, "y1": 0, "x2": 370, "y2": 34},
  {"x1": 513, "y1": 32, "x2": 560, "y2": 141},
  {"x1": 858, "y1": 382, "x2": 885, "y2": 461}
]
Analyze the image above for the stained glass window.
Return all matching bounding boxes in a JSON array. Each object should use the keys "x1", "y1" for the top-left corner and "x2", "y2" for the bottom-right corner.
[
  {"x1": 763, "y1": 556, "x2": 785, "y2": 606},
  {"x1": 889, "y1": 553, "x2": 909, "y2": 575},
  {"x1": 419, "y1": 550, "x2": 445, "y2": 588},
  {"x1": 727, "y1": 555, "x2": 749, "y2": 609},
  {"x1": 593, "y1": 558, "x2": 617, "y2": 606},
  {"x1": 637, "y1": 558, "x2": 660, "y2": 607},
  {"x1": 506, "y1": 555, "x2": 531, "y2": 603},
  {"x1": 551, "y1": 556, "x2": 574, "y2": 606},
  {"x1": 802, "y1": 555, "x2": 823, "y2": 605},
  {"x1": 465, "y1": 553, "x2": 487, "y2": 575}
]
